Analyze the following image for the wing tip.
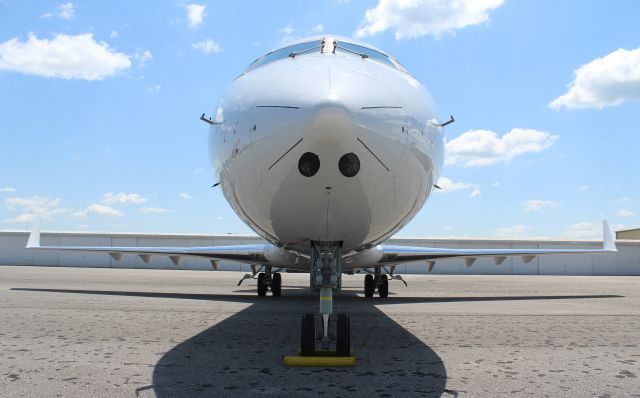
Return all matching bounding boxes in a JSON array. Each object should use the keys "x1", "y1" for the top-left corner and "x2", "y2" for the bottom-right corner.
[
  {"x1": 602, "y1": 219, "x2": 617, "y2": 252},
  {"x1": 26, "y1": 219, "x2": 41, "y2": 249}
]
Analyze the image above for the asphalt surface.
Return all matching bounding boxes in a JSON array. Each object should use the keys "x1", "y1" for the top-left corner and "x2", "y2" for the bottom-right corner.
[{"x1": 0, "y1": 266, "x2": 639, "y2": 397}]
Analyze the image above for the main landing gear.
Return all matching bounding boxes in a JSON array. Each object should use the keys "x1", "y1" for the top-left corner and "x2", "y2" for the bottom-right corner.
[
  {"x1": 257, "y1": 267, "x2": 281, "y2": 297},
  {"x1": 364, "y1": 273, "x2": 388, "y2": 298},
  {"x1": 236, "y1": 265, "x2": 281, "y2": 297},
  {"x1": 364, "y1": 266, "x2": 405, "y2": 298},
  {"x1": 364, "y1": 268, "x2": 389, "y2": 298}
]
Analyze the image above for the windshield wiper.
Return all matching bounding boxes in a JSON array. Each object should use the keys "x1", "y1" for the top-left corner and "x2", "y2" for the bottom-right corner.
[
  {"x1": 289, "y1": 41, "x2": 325, "y2": 58},
  {"x1": 332, "y1": 41, "x2": 368, "y2": 59}
]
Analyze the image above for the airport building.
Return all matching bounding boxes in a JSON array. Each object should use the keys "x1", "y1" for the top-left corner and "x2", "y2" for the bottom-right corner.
[
  {"x1": 1, "y1": 230, "x2": 639, "y2": 275},
  {"x1": 617, "y1": 228, "x2": 640, "y2": 240}
]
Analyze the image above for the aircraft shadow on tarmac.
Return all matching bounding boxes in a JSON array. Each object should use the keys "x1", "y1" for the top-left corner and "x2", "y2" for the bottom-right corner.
[{"x1": 11, "y1": 287, "x2": 622, "y2": 397}]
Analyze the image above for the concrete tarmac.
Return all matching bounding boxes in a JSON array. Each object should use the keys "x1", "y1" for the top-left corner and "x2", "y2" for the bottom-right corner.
[{"x1": 0, "y1": 266, "x2": 638, "y2": 397}]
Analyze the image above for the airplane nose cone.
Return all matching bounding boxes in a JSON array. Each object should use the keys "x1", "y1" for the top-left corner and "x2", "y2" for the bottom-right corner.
[
  {"x1": 305, "y1": 66, "x2": 404, "y2": 145},
  {"x1": 309, "y1": 104, "x2": 352, "y2": 145}
]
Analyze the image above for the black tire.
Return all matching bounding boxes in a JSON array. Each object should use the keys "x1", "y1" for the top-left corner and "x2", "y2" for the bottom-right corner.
[
  {"x1": 378, "y1": 275, "x2": 389, "y2": 298},
  {"x1": 301, "y1": 313, "x2": 316, "y2": 356},
  {"x1": 336, "y1": 314, "x2": 351, "y2": 357},
  {"x1": 257, "y1": 273, "x2": 267, "y2": 297},
  {"x1": 364, "y1": 274, "x2": 375, "y2": 298},
  {"x1": 271, "y1": 272, "x2": 282, "y2": 297}
]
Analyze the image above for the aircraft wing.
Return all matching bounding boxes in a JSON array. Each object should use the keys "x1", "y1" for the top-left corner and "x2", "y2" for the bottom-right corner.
[
  {"x1": 25, "y1": 222, "x2": 271, "y2": 267},
  {"x1": 377, "y1": 220, "x2": 617, "y2": 270}
]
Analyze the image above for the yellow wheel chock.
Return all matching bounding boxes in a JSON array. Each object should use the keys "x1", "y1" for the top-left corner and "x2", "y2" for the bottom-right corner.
[{"x1": 283, "y1": 350, "x2": 355, "y2": 367}]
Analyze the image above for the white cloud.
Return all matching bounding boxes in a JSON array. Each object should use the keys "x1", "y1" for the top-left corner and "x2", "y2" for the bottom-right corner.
[
  {"x1": 42, "y1": 2, "x2": 75, "y2": 19},
  {"x1": 179, "y1": 192, "x2": 193, "y2": 200},
  {"x1": 279, "y1": 25, "x2": 294, "y2": 35},
  {"x1": 563, "y1": 222, "x2": 599, "y2": 240},
  {"x1": 4, "y1": 196, "x2": 66, "y2": 223},
  {"x1": 495, "y1": 224, "x2": 533, "y2": 238},
  {"x1": 192, "y1": 39, "x2": 222, "y2": 54},
  {"x1": 101, "y1": 192, "x2": 147, "y2": 205},
  {"x1": 437, "y1": 177, "x2": 480, "y2": 198},
  {"x1": 146, "y1": 84, "x2": 160, "y2": 93},
  {"x1": 0, "y1": 187, "x2": 16, "y2": 193},
  {"x1": 73, "y1": 204, "x2": 124, "y2": 218},
  {"x1": 311, "y1": 24, "x2": 324, "y2": 33},
  {"x1": 563, "y1": 221, "x2": 624, "y2": 240},
  {"x1": 140, "y1": 207, "x2": 170, "y2": 213},
  {"x1": 617, "y1": 209, "x2": 635, "y2": 218},
  {"x1": 491, "y1": 181, "x2": 500, "y2": 188},
  {"x1": 550, "y1": 47, "x2": 640, "y2": 110},
  {"x1": 134, "y1": 49, "x2": 152, "y2": 67},
  {"x1": 446, "y1": 128, "x2": 558, "y2": 167},
  {"x1": 193, "y1": 167, "x2": 203, "y2": 174},
  {"x1": 6, "y1": 196, "x2": 58, "y2": 210},
  {"x1": 6, "y1": 213, "x2": 49, "y2": 223},
  {"x1": 0, "y1": 33, "x2": 130, "y2": 80},
  {"x1": 355, "y1": 0, "x2": 504, "y2": 40},
  {"x1": 278, "y1": 25, "x2": 296, "y2": 45},
  {"x1": 578, "y1": 185, "x2": 590, "y2": 191},
  {"x1": 110, "y1": 31, "x2": 118, "y2": 38},
  {"x1": 186, "y1": 4, "x2": 206, "y2": 28},
  {"x1": 612, "y1": 196, "x2": 632, "y2": 203},
  {"x1": 6, "y1": 196, "x2": 59, "y2": 208},
  {"x1": 278, "y1": 24, "x2": 302, "y2": 45},
  {"x1": 523, "y1": 199, "x2": 559, "y2": 213}
]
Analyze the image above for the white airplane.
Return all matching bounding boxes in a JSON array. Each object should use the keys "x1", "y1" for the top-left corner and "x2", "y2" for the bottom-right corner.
[{"x1": 27, "y1": 35, "x2": 617, "y2": 357}]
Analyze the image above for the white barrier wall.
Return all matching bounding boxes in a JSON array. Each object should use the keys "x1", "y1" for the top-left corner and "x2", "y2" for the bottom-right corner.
[{"x1": 1, "y1": 230, "x2": 639, "y2": 275}]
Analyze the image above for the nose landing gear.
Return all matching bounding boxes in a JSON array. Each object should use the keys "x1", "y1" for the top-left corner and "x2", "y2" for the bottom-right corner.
[
  {"x1": 335, "y1": 313, "x2": 351, "y2": 356},
  {"x1": 285, "y1": 241, "x2": 354, "y2": 366},
  {"x1": 297, "y1": 312, "x2": 352, "y2": 362},
  {"x1": 300, "y1": 313, "x2": 316, "y2": 356}
]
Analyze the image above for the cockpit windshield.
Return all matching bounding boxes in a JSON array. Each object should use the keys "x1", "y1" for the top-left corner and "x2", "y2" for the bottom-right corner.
[
  {"x1": 243, "y1": 38, "x2": 409, "y2": 75},
  {"x1": 333, "y1": 40, "x2": 408, "y2": 73},
  {"x1": 246, "y1": 40, "x2": 324, "y2": 72}
]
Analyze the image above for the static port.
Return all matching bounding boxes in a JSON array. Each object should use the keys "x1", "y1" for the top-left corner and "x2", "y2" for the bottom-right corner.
[
  {"x1": 298, "y1": 152, "x2": 320, "y2": 177},
  {"x1": 339, "y1": 153, "x2": 360, "y2": 177}
]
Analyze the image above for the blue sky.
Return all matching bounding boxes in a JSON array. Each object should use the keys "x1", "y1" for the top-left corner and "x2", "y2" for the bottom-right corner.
[{"x1": 1, "y1": 0, "x2": 639, "y2": 239}]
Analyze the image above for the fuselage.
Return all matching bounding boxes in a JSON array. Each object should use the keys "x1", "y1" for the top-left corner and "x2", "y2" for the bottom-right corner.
[{"x1": 209, "y1": 36, "x2": 444, "y2": 257}]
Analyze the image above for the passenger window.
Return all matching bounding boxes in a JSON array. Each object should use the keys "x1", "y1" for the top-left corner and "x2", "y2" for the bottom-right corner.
[{"x1": 246, "y1": 40, "x2": 324, "y2": 72}]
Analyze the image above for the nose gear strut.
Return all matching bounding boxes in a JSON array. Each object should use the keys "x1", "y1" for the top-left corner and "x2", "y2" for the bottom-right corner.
[{"x1": 299, "y1": 241, "x2": 351, "y2": 357}]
